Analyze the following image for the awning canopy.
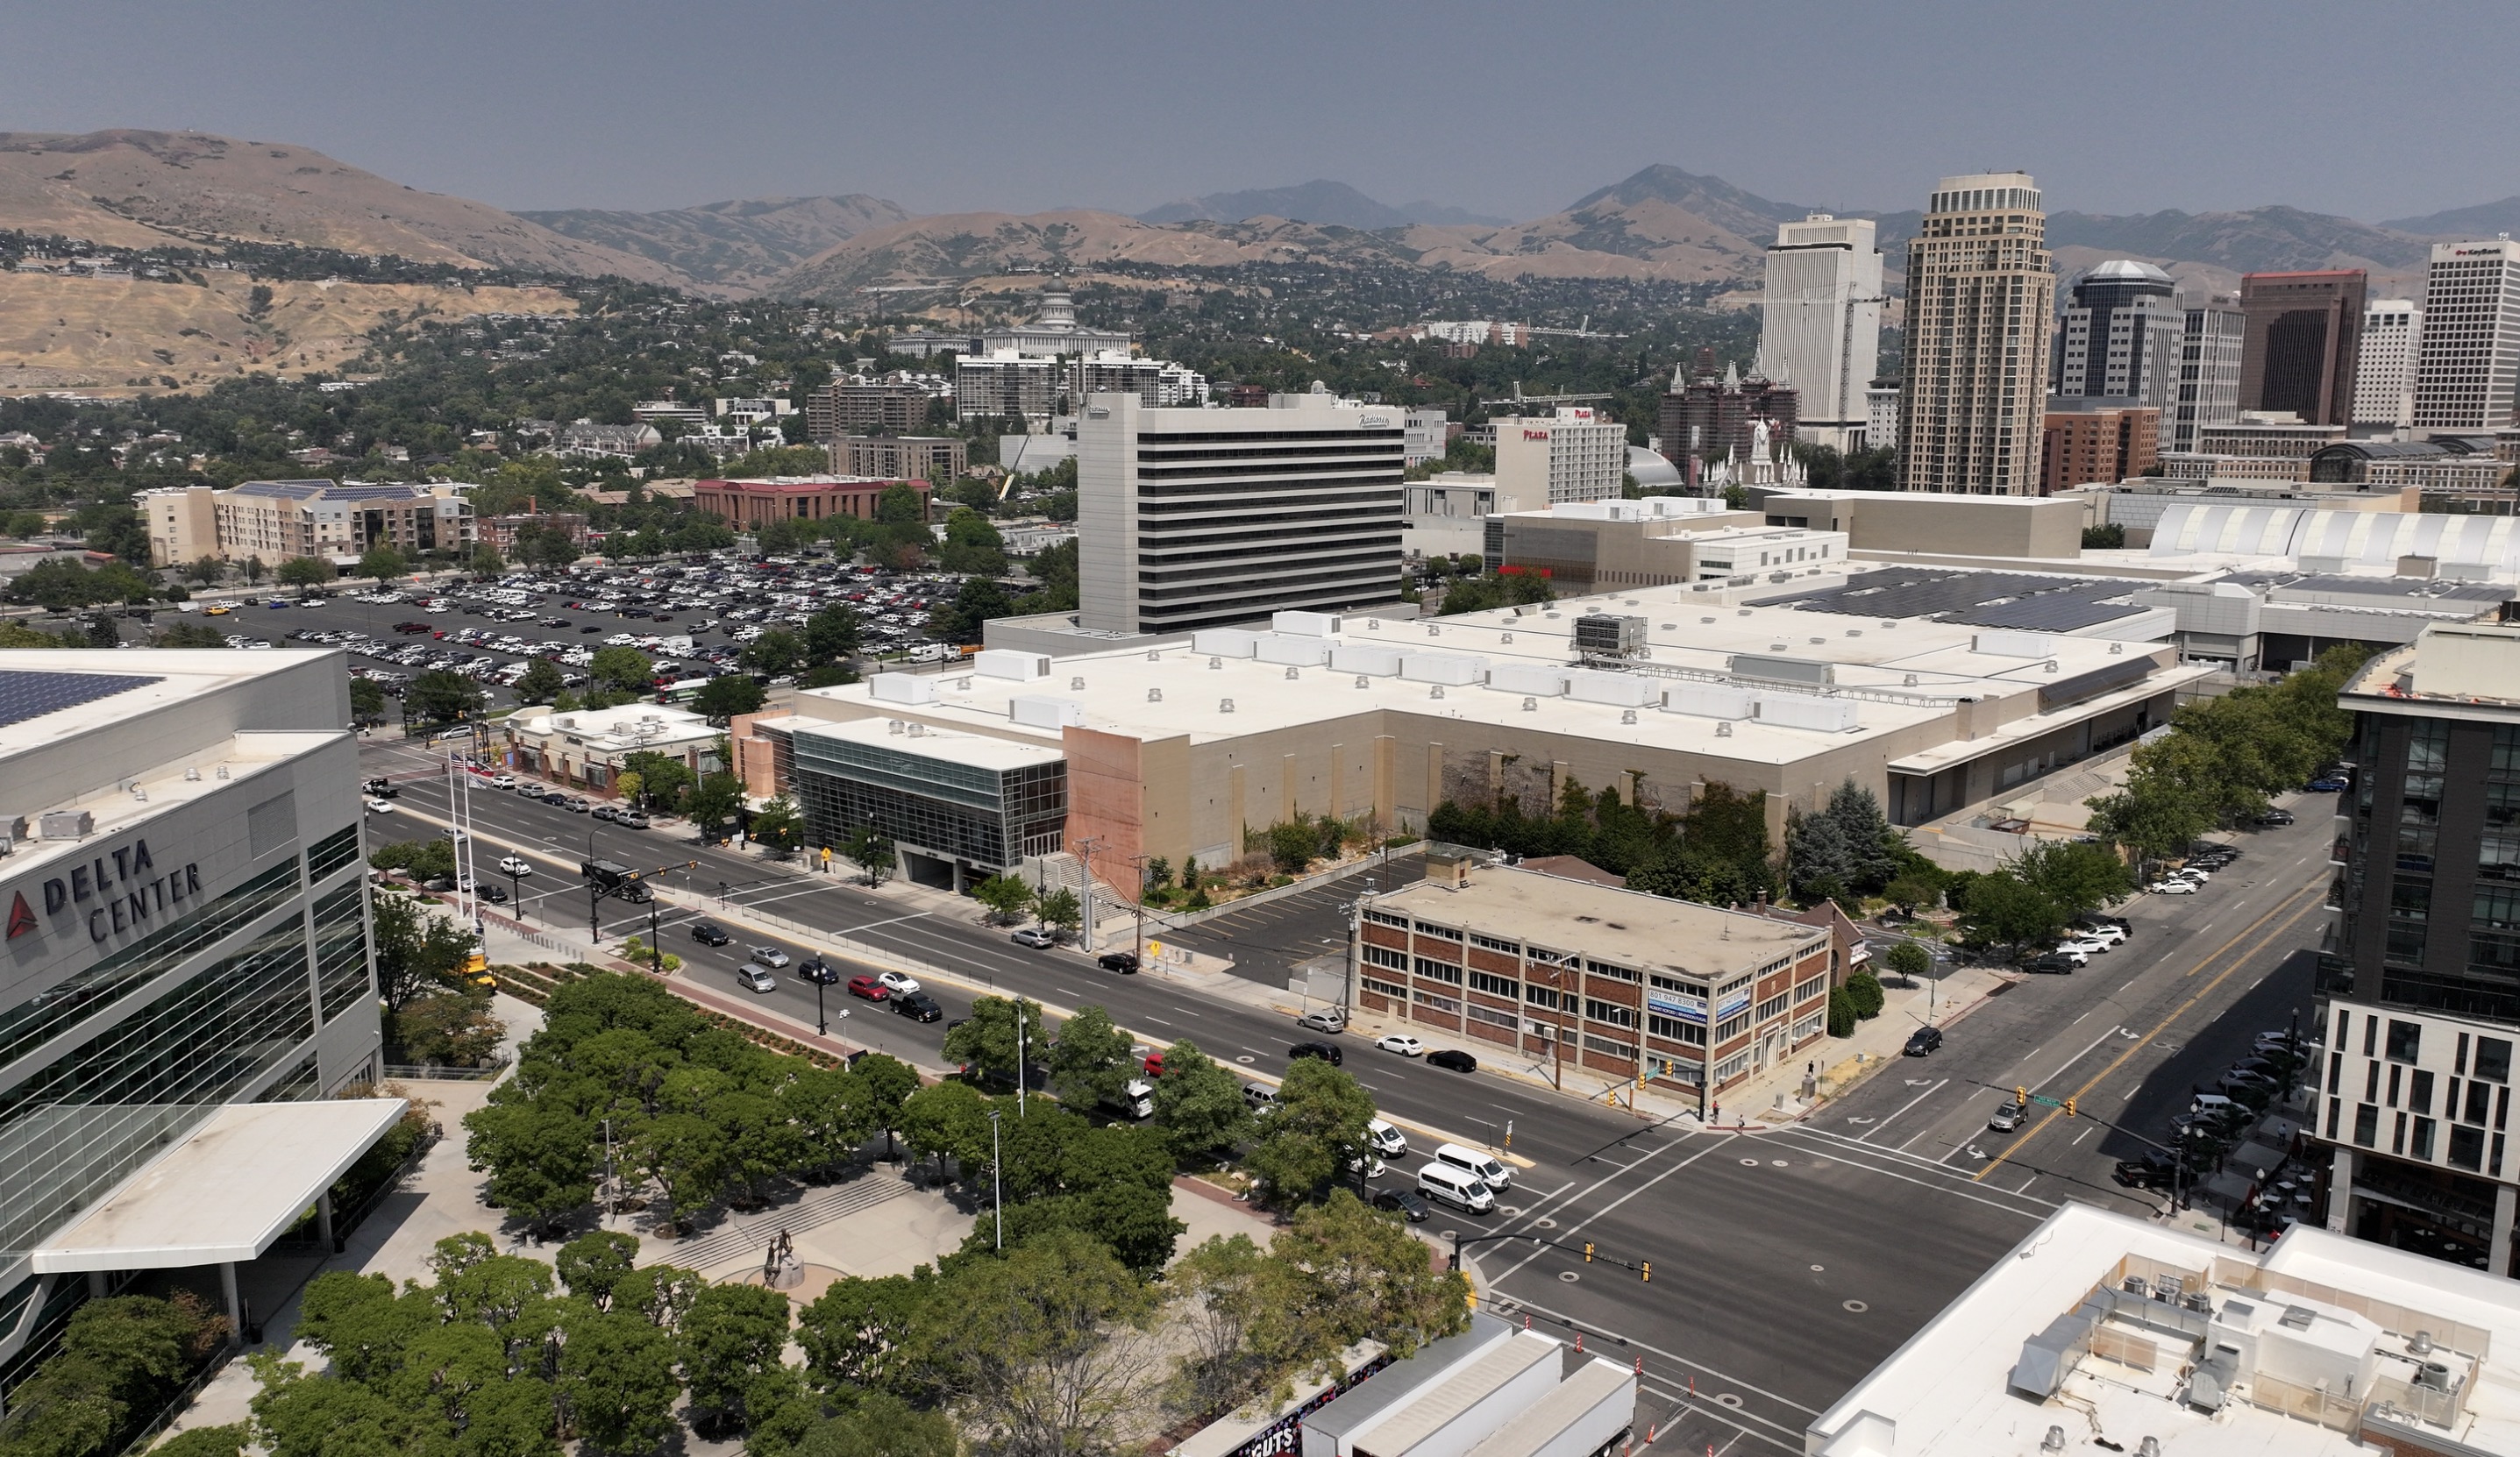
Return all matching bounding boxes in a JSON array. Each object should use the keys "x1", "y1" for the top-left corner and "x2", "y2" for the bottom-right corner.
[{"x1": 32, "y1": 1098, "x2": 409, "y2": 1273}]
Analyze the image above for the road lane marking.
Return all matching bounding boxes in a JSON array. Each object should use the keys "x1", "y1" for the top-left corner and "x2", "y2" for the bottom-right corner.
[
  {"x1": 1502, "y1": 1295, "x2": 1821, "y2": 1418},
  {"x1": 1861, "y1": 1079, "x2": 1945, "y2": 1143},
  {"x1": 1975, "y1": 886, "x2": 2322, "y2": 1182},
  {"x1": 1489, "y1": 1137, "x2": 1733, "y2": 1285}
]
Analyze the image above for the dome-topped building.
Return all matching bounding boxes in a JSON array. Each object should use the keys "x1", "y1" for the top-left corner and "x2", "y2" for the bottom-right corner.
[
  {"x1": 2051, "y1": 259, "x2": 2183, "y2": 409},
  {"x1": 979, "y1": 289, "x2": 1133, "y2": 359}
]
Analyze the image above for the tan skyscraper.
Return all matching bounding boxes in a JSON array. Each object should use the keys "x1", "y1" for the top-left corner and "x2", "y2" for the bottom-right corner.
[{"x1": 1897, "y1": 172, "x2": 2055, "y2": 494}]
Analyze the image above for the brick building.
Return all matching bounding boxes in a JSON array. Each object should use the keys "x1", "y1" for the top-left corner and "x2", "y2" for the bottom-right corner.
[
  {"x1": 693, "y1": 475, "x2": 930, "y2": 530},
  {"x1": 2039, "y1": 406, "x2": 2161, "y2": 494}
]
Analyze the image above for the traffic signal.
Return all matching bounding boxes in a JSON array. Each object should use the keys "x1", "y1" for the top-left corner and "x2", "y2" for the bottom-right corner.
[
  {"x1": 1640, "y1": 1260, "x2": 1651, "y2": 1283},
  {"x1": 2065, "y1": 1097, "x2": 2077, "y2": 1119},
  {"x1": 1584, "y1": 1241, "x2": 1595, "y2": 1263},
  {"x1": 2017, "y1": 1086, "x2": 2028, "y2": 1106}
]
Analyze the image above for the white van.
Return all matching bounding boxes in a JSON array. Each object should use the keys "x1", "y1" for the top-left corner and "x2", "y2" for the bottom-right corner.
[
  {"x1": 1417, "y1": 1161, "x2": 1495, "y2": 1214},
  {"x1": 1433, "y1": 1141, "x2": 1512, "y2": 1190},
  {"x1": 1367, "y1": 1118, "x2": 1408, "y2": 1158},
  {"x1": 1102, "y1": 1078, "x2": 1155, "y2": 1120}
]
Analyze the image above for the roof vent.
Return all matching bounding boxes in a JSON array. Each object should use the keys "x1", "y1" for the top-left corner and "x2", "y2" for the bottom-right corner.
[
  {"x1": 1521, "y1": 697, "x2": 1538, "y2": 711},
  {"x1": 1147, "y1": 688, "x2": 1163, "y2": 702},
  {"x1": 1904, "y1": 674, "x2": 1918, "y2": 686},
  {"x1": 1501, "y1": 632, "x2": 1514, "y2": 643},
  {"x1": 1810, "y1": 636, "x2": 1826, "y2": 644},
  {"x1": 1146, "y1": 650, "x2": 1161, "y2": 661},
  {"x1": 2138, "y1": 1441, "x2": 2161, "y2": 1457},
  {"x1": 887, "y1": 719, "x2": 904, "y2": 734},
  {"x1": 1881, "y1": 621, "x2": 1897, "y2": 629},
  {"x1": 2279, "y1": 1305, "x2": 2315, "y2": 1329},
  {"x1": 1847, "y1": 629, "x2": 1862, "y2": 636},
  {"x1": 183, "y1": 767, "x2": 201, "y2": 782},
  {"x1": 215, "y1": 766, "x2": 229, "y2": 779},
  {"x1": 2045, "y1": 660, "x2": 2059, "y2": 672},
  {"x1": 1620, "y1": 709, "x2": 1637, "y2": 725},
  {"x1": 1209, "y1": 657, "x2": 1222, "y2": 669},
  {"x1": 1771, "y1": 643, "x2": 1788, "y2": 651},
  {"x1": 130, "y1": 787, "x2": 146, "y2": 802},
  {"x1": 1715, "y1": 721, "x2": 1733, "y2": 737},
  {"x1": 1738, "y1": 608, "x2": 1752, "y2": 616},
  {"x1": 1285, "y1": 666, "x2": 1300, "y2": 680},
  {"x1": 2111, "y1": 642, "x2": 2125, "y2": 654},
  {"x1": 956, "y1": 678, "x2": 973, "y2": 690},
  {"x1": 1367, "y1": 620, "x2": 1380, "y2": 629},
  {"x1": 2411, "y1": 1330, "x2": 2435, "y2": 1356},
  {"x1": 1427, "y1": 624, "x2": 1441, "y2": 636},
  {"x1": 1430, "y1": 686, "x2": 1446, "y2": 700},
  {"x1": 2040, "y1": 1427, "x2": 2065, "y2": 1454},
  {"x1": 1702, "y1": 616, "x2": 1715, "y2": 624},
  {"x1": 1355, "y1": 676, "x2": 1370, "y2": 689},
  {"x1": 1070, "y1": 677, "x2": 1086, "y2": 690},
  {"x1": 1220, "y1": 699, "x2": 1235, "y2": 714}
]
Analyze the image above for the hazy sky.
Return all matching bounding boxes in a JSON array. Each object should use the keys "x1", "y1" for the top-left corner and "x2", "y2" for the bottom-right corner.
[{"x1": 5, "y1": 0, "x2": 2514, "y2": 224}]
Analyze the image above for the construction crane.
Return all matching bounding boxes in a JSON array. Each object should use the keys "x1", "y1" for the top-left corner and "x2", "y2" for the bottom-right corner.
[{"x1": 1477, "y1": 380, "x2": 1616, "y2": 410}]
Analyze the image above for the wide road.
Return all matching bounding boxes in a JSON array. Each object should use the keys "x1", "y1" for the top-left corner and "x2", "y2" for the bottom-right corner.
[{"x1": 362, "y1": 736, "x2": 2332, "y2": 1451}]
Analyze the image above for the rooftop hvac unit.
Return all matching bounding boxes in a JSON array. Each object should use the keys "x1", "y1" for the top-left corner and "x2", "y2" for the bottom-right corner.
[
  {"x1": 972, "y1": 649, "x2": 1049, "y2": 681},
  {"x1": 1192, "y1": 629, "x2": 1260, "y2": 657},
  {"x1": 1009, "y1": 695, "x2": 1085, "y2": 729},
  {"x1": 1271, "y1": 609, "x2": 1342, "y2": 637},
  {"x1": 1400, "y1": 651, "x2": 1487, "y2": 686},
  {"x1": 1565, "y1": 669, "x2": 1657, "y2": 707},
  {"x1": 1256, "y1": 635, "x2": 1332, "y2": 667},
  {"x1": 1329, "y1": 644, "x2": 1404, "y2": 677},
  {"x1": 1664, "y1": 684, "x2": 1754, "y2": 720},
  {"x1": 870, "y1": 674, "x2": 937, "y2": 706},
  {"x1": 1753, "y1": 693, "x2": 1859, "y2": 732},
  {"x1": 38, "y1": 809, "x2": 92, "y2": 840},
  {"x1": 1729, "y1": 652, "x2": 1835, "y2": 686},
  {"x1": 1972, "y1": 629, "x2": 2055, "y2": 658},
  {"x1": 1487, "y1": 662, "x2": 1568, "y2": 697},
  {"x1": 1574, "y1": 614, "x2": 1648, "y2": 658}
]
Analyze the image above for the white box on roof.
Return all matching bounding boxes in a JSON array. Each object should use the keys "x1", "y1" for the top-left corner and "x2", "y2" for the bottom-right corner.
[
  {"x1": 1193, "y1": 629, "x2": 1261, "y2": 657},
  {"x1": 1256, "y1": 635, "x2": 1333, "y2": 667},
  {"x1": 972, "y1": 649, "x2": 1048, "y2": 681},
  {"x1": 1664, "y1": 683, "x2": 1754, "y2": 720},
  {"x1": 1273, "y1": 610, "x2": 1342, "y2": 637},
  {"x1": 1753, "y1": 693, "x2": 1858, "y2": 731},
  {"x1": 1401, "y1": 652, "x2": 1488, "y2": 686},
  {"x1": 1330, "y1": 645, "x2": 1405, "y2": 677},
  {"x1": 870, "y1": 673, "x2": 936, "y2": 705},
  {"x1": 1487, "y1": 662, "x2": 1567, "y2": 697},
  {"x1": 1972, "y1": 630, "x2": 2054, "y2": 658},
  {"x1": 1564, "y1": 670, "x2": 1656, "y2": 707},
  {"x1": 1009, "y1": 694, "x2": 1086, "y2": 729}
]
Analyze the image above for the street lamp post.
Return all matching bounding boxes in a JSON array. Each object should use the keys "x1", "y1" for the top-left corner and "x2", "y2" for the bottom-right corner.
[
  {"x1": 815, "y1": 973, "x2": 828, "y2": 1036},
  {"x1": 988, "y1": 1110, "x2": 1004, "y2": 1251}
]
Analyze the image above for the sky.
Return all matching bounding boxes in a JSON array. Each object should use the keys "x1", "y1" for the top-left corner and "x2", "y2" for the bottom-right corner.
[{"x1": 4, "y1": 0, "x2": 2516, "y2": 225}]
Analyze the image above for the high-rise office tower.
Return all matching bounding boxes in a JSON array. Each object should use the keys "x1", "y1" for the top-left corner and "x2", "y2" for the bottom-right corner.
[
  {"x1": 2172, "y1": 292, "x2": 2246, "y2": 453},
  {"x1": 2312, "y1": 623, "x2": 2520, "y2": 1276},
  {"x1": 1757, "y1": 214, "x2": 1883, "y2": 449},
  {"x1": 2239, "y1": 270, "x2": 2366, "y2": 426},
  {"x1": 2413, "y1": 239, "x2": 2520, "y2": 430},
  {"x1": 2050, "y1": 260, "x2": 2182, "y2": 409},
  {"x1": 1078, "y1": 390, "x2": 1405, "y2": 634},
  {"x1": 2356, "y1": 299, "x2": 2424, "y2": 430},
  {"x1": 1897, "y1": 173, "x2": 2054, "y2": 494}
]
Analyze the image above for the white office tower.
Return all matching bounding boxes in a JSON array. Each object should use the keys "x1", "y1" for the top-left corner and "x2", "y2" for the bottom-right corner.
[
  {"x1": 2414, "y1": 238, "x2": 2520, "y2": 430},
  {"x1": 2172, "y1": 291, "x2": 2245, "y2": 452},
  {"x1": 1758, "y1": 214, "x2": 1883, "y2": 448},
  {"x1": 1491, "y1": 407, "x2": 1626, "y2": 507},
  {"x1": 2355, "y1": 298, "x2": 2423, "y2": 430},
  {"x1": 1078, "y1": 390, "x2": 1405, "y2": 634},
  {"x1": 1897, "y1": 173, "x2": 2055, "y2": 494}
]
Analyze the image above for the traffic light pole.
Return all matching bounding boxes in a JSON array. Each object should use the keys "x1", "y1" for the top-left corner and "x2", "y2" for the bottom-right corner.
[{"x1": 1449, "y1": 1231, "x2": 1651, "y2": 1285}]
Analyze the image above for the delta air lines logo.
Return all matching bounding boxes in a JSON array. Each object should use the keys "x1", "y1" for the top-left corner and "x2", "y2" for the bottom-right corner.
[{"x1": 5, "y1": 892, "x2": 31, "y2": 940}]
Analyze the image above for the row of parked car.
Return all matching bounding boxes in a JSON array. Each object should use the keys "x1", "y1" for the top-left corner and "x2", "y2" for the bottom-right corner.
[{"x1": 2112, "y1": 1029, "x2": 2314, "y2": 1189}]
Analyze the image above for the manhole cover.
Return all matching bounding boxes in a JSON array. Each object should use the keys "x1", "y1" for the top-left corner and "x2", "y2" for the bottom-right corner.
[
  {"x1": 1740, "y1": 1157, "x2": 1761, "y2": 1166},
  {"x1": 1810, "y1": 1264, "x2": 1825, "y2": 1272},
  {"x1": 1844, "y1": 1300, "x2": 1869, "y2": 1313},
  {"x1": 1500, "y1": 1206, "x2": 1523, "y2": 1218},
  {"x1": 1235, "y1": 1055, "x2": 1255, "y2": 1063},
  {"x1": 1440, "y1": 1230, "x2": 1457, "y2": 1240},
  {"x1": 1533, "y1": 1216, "x2": 1556, "y2": 1229},
  {"x1": 1771, "y1": 1160, "x2": 1789, "y2": 1167},
  {"x1": 1716, "y1": 1394, "x2": 1744, "y2": 1409},
  {"x1": 1559, "y1": 1270, "x2": 1581, "y2": 1283}
]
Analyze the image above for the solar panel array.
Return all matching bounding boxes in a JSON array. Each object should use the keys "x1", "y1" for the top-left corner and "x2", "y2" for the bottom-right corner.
[
  {"x1": 1767, "y1": 565, "x2": 2153, "y2": 631},
  {"x1": 0, "y1": 671, "x2": 161, "y2": 729}
]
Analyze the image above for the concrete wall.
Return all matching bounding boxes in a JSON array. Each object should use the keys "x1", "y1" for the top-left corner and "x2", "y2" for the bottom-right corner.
[{"x1": 1762, "y1": 492, "x2": 2083, "y2": 558}]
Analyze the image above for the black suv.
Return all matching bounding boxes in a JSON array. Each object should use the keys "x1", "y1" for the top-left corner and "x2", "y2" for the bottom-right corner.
[
  {"x1": 1903, "y1": 1026, "x2": 1945, "y2": 1056},
  {"x1": 2025, "y1": 953, "x2": 2079, "y2": 975},
  {"x1": 690, "y1": 921, "x2": 731, "y2": 947},
  {"x1": 2114, "y1": 1151, "x2": 2180, "y2": 1189},
  {"x1": 1096, "y1": 951, "x2": 1141, "y2": 974},
  {"x1": 796, "y1": 957, "x2": 839, "y2": 985},
  {"x1": 1289, "y1": 1041, "x2": 1343, "y2": 1066},
  {"x1": 1372, "y1": 1187, "x2": 1431, "y2": 1222}
]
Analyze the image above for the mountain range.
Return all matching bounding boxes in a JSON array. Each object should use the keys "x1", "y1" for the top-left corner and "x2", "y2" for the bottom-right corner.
[{"x1": 2, "y1": 127, "x2": 2512, "y2": 310}]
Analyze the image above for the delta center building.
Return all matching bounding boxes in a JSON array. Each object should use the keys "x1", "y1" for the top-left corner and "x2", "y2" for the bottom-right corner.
[{"x1": 0, "y1": 651, "x2": 391, "y2": 1386}]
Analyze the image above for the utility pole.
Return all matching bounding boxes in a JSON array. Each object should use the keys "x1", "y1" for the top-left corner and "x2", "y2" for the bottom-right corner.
[
  {"x1": 989, "y1": 1110, "x2": 1003, "y2": 1251},
  {"x1": 1072, "y1": 835, "x2": 1103, "y2": 953},
  {"x1": 1015, "y1": 998, "x2": 1029, "y2": 1116}
]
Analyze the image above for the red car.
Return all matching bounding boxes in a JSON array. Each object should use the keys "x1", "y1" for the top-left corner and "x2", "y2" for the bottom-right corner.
[
  {"x1": 846, "y1": 974, "x2": 889, "y2": 1001},
  {"x1": 1142, "y1": 1053, "x2": 1164, "y2": 1078}
]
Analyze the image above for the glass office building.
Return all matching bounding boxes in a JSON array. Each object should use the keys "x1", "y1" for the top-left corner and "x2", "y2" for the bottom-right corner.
[
  {"x1": 0, "y1": 654, "x2": 383, "y2": 1392},
  {"x1": 790, "y1": 718, "x2": 1066, "y2": 891}
]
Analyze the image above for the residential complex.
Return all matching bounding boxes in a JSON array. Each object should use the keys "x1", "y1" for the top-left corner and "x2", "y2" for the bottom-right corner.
[
  {"x1": 1897, "y1": 173, "x2": 2055, "y2": 494},
  {"x1": 954, "y1": 352, "x2": 1064, "y2": 424},
  {"x1": 140, "y1": 480, "x2": 473, "y2": 569},
  {"x1": 2050, "y1": 259, "x2": 2182, "y2": 409},
  {"x1": 2313, "y1": 622, "x2": 2520, "y2": 1276},
  {"x1": 834, "y1": 434, "x2": 968, "y2": 484},
  {"x1": 692, "y1": 474, "x2": 932, "y2": 531},
  {"x1": 801, "y1": 374, "x2": 946, "y2": 440},
  {"x1": 2358, "y1": 298, "x2": 2424, "y2": 430},
  {"x1": 2239, "y1": 269, "x2": 2367, "y2": 427},
  {"x1": 0, "y1": 651, "x2": 389, "y2": 1380},
  {"x1": 1488, "y1": 408, "x2": 1626, "y2": 507},
  {"x1": 2413, "y1": 239, "x2": 2520, "y2": 431},
  {"x1": 1076, "y1": 389, "x2": 1406, "y2": 635},
  {"x1": 1756, "y1": 213, "x2": 1883, "y2": 448},
  {"x1": 1068, "y1": 351, "x2": 1207, "y2": 409},
  {"x1": 1356, "y1": 863, "x2": 1833, "y2": 1097}
]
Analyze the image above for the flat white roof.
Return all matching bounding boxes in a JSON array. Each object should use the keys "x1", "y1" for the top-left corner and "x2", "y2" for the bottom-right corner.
[
  {"x1": 32, "y1": 1098, "x2": 409, "y2": 1271},
  {"x1": 1807, "y1": 1202, "x2": 2520, "y2": 1457},
  {"x1": 792, "y1": 714, "x2": 1066, "y2": 771},
  {"x1": 0, "y1": 650, "x2": 324, "y2": 761}
]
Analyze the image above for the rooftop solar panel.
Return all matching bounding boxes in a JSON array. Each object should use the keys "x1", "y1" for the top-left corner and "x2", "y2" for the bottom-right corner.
[
  {"x1": 0, "y1": 671, "x2": 160, "y2": 729},
  {"x1": 1769, "y1": 567, "x2": 2150, "y2": 630}
]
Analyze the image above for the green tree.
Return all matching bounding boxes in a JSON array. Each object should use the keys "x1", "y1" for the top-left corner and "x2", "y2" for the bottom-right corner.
[
  {"x1": 402, "y1": 668, "x2": 483, "y2": 730},
  {"x1": 1017, "y1": 537, "x2": 1079, "y2": 613},
  {"x1": 1883, "y1": 938, "x2": 1933, "y2": 984},
  {"x1": 791, "y1": 1392, "x2": 957, "y2": 1457},
  {"x1": 1785, "y1": 782, "x2": 1901, "y2": 904},
  {"x1": 929, "y1": 574, "x2": 1016, "y2": 645},
  {"x1": 913, "y1": 1229, "x2": 1157, "y2": 1457},
  {"x1": 1844, "y1": 967, "x2": 1885, "y2": 1020},
  {"x1": 682, "y1": 771, "x2": 745, "y2": 840},
  {"x1": 1150, "y1": 1040, "x2": 1249, "y2": 1167},
  {"x1": 1245, "y1": 1058, "x2": 1376, "y2": 1205},
  {"x1": 357, "y1": 544, "x2": 406, "y2": 582},
  {"x1": 1955, "y1": 871, "x2": 2068, "y2": 960},
  {"x1": 514, "y1": 523, "x2": 580, "y2": 572},
  {"x1": 972, "y1": 873, "x2": 1036, "y2": 925},
  {"x1": 1434, "y1": 570, "x2": 1554, "y2": 616},
  {"x1": 1264, "y1": 1190, "x2": 1470, "y2": 1362},
  {"x1": 1045, "y1": 1005, "x2": 1136, "y2": 1112},
  {"x1": 739, "y1": 628, "x2": 807, "y2": 678},
  {"x1": 1035, "y1": 886, "x2": 1081, "y2": 938},
  {"x1": 943, "y1": 996, "x2": 1044, "y2": 1087},
  {"x1": 2008, "y1": 838, "x2": 2135, "y2": 916},
  {"x1": 587, "y1": 645, "x2": 654, "y2": 698},
  {"x1": 801, "y1": 604, "x2": 861, "y2": 665},
  {"x1": 556, "y1": 1300, "x2": 682, "y2": 1453},
  {"x1": 1267, "y1": 820, "x2": 1319, "y2": 876},
  {"x1": 679, "y1": 1282, "x2": 794, "y2": 1436},
  {"x1": 852, "y1": 1052, "x2": 920, "y2": 1162},
  {"x1": 622, "y1": 750, "x2": 694, "y2": 811},
  {"x1": 842, "y1": 822, "x2": 894, "y2": 886},
  {"x1": 183, "y1": 554, "x2": 225, "y2": 586},
  {"x1": 554, "y1": 1230, "x2": 641, "y2": 1310},
  {"x1": 347, "y1": 676, "x2": 386, "y2": 723},
  {"x1": 898, "y1": 1078, "x2": 989, "y2": 1183},
  {"x1": 751, "y1": 796, "x2": 804, "y2": 856},
  {"x1": 694, "y1": 673, "x2": 766, "y2": 722},
  {"x1": 937, "y1": 508, "x2": 1007, "y2": 576},
  {"x1": 470, "y1": 544, "x2": 506, "y2": 578},
  {"x1": 277, "y1": 556, "x2": 332, "y2": 593},
  {"x1": 514, "y1": 657, "x2": 565, "y2": 706},
  {"x1": 368, "y1": 890, "x2": 475, "y2": 1013},
  {"x1": 797, "y1": 1274, "x2": 928, "y2": 1400},
  {"x1": 1826, "y1": 984, "x2": 1858, "y2": 1037},
  {"x1": 241, "y1": 555, "x2": 267, "y2": 586}
]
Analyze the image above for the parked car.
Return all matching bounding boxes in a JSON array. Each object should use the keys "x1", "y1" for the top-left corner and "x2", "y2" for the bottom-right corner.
[
  {"x1": 1096, "y1": 951, "x2": 1140, "y2": 974},
  {"x1": 1376, "y1": 1034, "x2": 1425, "y2": 1057},
  {"x1": 876, "y1": 970, "x2": 920, "y2": 996},
  {"x1": 1987, "y1": 1098, "x2": 2026, "y2": 1132},
  {"x1": 747, "y1": 945, "x2": 793, "y2": 969},
  {"x1": 1297, "y1": 1008, "x2": 1347, "y2": 1034},
  {"x1": 2146, "y1": 879, "x2": 2199, "y2": 895},
  {"x1": 2255, "y1": 809, "x2": 2296, "y2": 827},
  {"x1": 2076, "y1": 924, "x2": 2128, "y2": 948},
  {"x1": 2307, "y1": 777, "x2": 2349, "y2": 792},
  {"x1": 2025, "y1": 953, "x2": 2079, "y2": 975},
  {"x1": 1427, "y1": 1048, "x2": 1479, "y2": 1073},
  {"x1": 2061, "y1": 935, "x2": 2111, "y2": 957},
  {"x1": 846, "y1": 974, "x2": 889, "y2": 1001},
  {"x1": 690, "y1": 921, "x2": 731, "y2": 946},
  {"x1": 565, "y1": 797, "x2": 591, "y2": 814},
  {"x1": 592, "y1": 805, "x2": 620, "y2": 823},
  {"x1": 1904, "y1": 1027, "x2": 1945, "y2": 1056},
  {"x1": 497, "y1": 856, "x2": 533, "y2": 877},
  {"x1": 478, "y1": 885, "x2": 509, "y2": 905},
  {"x1": 1242, "y1": 1084, "x2": 1278, "y2": 1112},
  {"x1": 622, "y1": 811, "x2": 651, "y2": 829},
  {"x1": 1010, "y1": 926, "x2": 1057, "y2": 949},
  {"x1": 890, "y1": 991, "x2": 943, "y2": 1022},
  {"x1": 1289, "y1": 1041, "x2": 1343, "y2": 1065},
  {"x1": 1372, "y1": 1187, "x2": 1431, "y2": 1222}
]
